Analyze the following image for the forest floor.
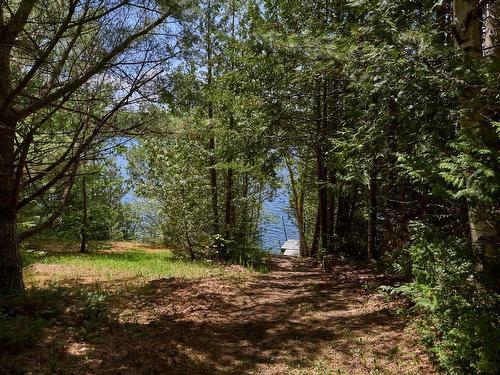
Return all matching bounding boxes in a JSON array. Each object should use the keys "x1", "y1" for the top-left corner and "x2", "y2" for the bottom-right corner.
[{"x1": 1, "y1": 242, "x2": 437, "y2": 374}]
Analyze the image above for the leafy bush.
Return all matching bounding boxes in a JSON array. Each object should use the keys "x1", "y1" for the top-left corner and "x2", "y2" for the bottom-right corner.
[
  {"x1": 379, "y1": 245, "x2": 413, "y2": 279},
  {"x1": 76, "y1": 289, "x2": 110, "y2": 321},
  {"x1": 20, "y1": 248, "x2": 48, "y2": 267},
  {"x1": 399, "y1": 222, "x2": 500, "y2": 374}
]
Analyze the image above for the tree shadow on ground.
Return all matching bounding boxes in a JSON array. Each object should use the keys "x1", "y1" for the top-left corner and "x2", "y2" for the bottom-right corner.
[{"x1": 1, "y1": 256, "x2": 433, "y2": 374}]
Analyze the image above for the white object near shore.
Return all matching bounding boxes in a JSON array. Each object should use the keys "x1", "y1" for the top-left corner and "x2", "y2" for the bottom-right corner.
[{"x1": 281, "y1": 239, "x2": 300, "y2": 256}]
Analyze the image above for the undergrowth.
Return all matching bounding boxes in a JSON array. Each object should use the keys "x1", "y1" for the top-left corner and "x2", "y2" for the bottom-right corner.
[
  {"x1": 0, "y1": 285, "x2": 113, "y2": 374},
  {"x1": 398, "y1": 222, "x2": 500, "y2": 374}
]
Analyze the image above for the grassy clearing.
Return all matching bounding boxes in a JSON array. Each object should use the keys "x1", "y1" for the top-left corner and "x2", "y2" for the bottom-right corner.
[
  {"x1": 0, "y1": 242, "x2": 254, "y2": 374},
  {"x1": 22, "y1": 242, "x2": 243, "y2": 287}
]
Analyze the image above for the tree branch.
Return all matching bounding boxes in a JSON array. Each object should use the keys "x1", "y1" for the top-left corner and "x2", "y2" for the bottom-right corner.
[
  {"x1": 16, "y1": 10, "x2": 171, "y2": 119},
  {"x1": 18, "y1": 161, "x2": 78, "y2": 242}
]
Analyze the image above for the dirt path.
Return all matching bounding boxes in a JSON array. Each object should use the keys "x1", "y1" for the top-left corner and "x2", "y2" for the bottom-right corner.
[{"x1": 36, "y1": 255, "x2": 433, "y2": 375}]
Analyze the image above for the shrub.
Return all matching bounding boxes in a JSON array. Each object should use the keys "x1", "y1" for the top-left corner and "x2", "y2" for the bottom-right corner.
[
  {"x1": 398, "y1": 222, "x2": 500, "y2": 374},
  {"x1": 76, "y1": 289, "x2": 110, "y2": 321}
]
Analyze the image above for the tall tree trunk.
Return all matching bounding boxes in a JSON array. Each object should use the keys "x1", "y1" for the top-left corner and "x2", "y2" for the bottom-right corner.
[
  {"x1": 316, "y1": 81, "x2": 328, "y2": 253},
  {"x1": 453, "y1": 1, "x2": 499, "y2": 275},
  {"x1": 206, "y1": 0, "x2": 219, "y2": 239},
  {"x1": 480, "y1": 1, "x2": 500, "y2": 262},
  {"x1": 0, "y1": 111, "x2": 24, "y2": 293},
  {"x1": 182, "y1": 218, "x2": 195, "y2": 261},
  {"x1": 317, "y1": 155, "x2": 328, "y2": 253},
  {"x1": 322, "y1": 78, "x2": 336, "y2": 252},
  {"x1": 318, "y1": 157, "x2": 328, "y2": 251},
  {"x1": 284, "y1": 156, "x2": 308, "y2": 257},
  {"x1": 186, "y1": 232, "x2": 195, "y2": 261},
  {"x1": 333, "y1": 188, "x2": 339, "y2": 237},
  {"x1": 209, "y1": 136, "x2": 219, "y2": 234},
  {"x1": 367, "y1": 167, "x2": 378, "y2": 260},
  {"x1": 327, "y1": 170, "x2": 335, "y2": 248},
  {"x1": 297, "y1": 182, "x2": 308, "y2": 257},
  {"x1": 80, "y1": 175, "x2": 88, "y2": 253},
  {"x1": 240, "y1": 173, "x2": 249, "y2": 242},
  {"x1": 224, "y1": 167, "x2": 234, "y2": 238},
  {"x1": 224, "y1": 3, "x2": 237, "y2": 244},
  {"x1": 0, "y1": 13, "x2": 24, "y2": 292},
  {"x1": 335, "y1": 193, "x2": 347, "y2": 239},
  {"x1": 452, "y1": 0, "x2": 483, "y2": 61},
  {"x1": 310, "y1": 206, "x2": 320, "y2": 257},
  {"x1": 484, "y1": 1, "x2": 500, "y2": 58},
  {"x1": 224, "y1": 115, "x2": 235, "y2": 241},
  {"x1": 344, "y1": 187, "x2": 358, "y2": 239},
  {"x1": 384, "y1": 96, "x2": 400, "y2": 253}
]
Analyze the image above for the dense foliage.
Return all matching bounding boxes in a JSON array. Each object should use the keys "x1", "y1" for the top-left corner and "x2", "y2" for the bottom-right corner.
[{"x1": 400, "y1": 223, "x2": 500, "y2": 374}]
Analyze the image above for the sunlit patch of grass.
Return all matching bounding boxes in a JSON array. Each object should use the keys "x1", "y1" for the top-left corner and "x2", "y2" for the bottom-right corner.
[{"x1": 23, "y1": 247, "x2": 238, "y2": 286}]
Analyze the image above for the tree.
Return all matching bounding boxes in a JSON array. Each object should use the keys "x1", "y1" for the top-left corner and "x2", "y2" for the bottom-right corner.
[
  {"x1": 284, "y1": 153, "x2": 309, "y2": 256},
  {"x1": 451, "y1": 0, "x2": 499, "y2": 284},
  {"x1": 128, "y1": 113, "x2": 215, "y2": 259},
  {"x1": 0, "y1": 0, "x2": 183, "y2": 292}
]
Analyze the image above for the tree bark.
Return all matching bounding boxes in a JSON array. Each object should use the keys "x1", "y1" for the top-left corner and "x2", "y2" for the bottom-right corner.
[
  {"x1": 206, "y1": 0, "x2": 219, "y2": 239},
  {"x1": 0, "y1": 4, "x2": 27, "y2": 292},
  {"x1": 316, "y1": 81, "x2": 328, "y2": 253},
  {"x1": 484, "y1": 1, "x2": 500, "y2": 58},
  {"x1": 335, "y1": 193, "x2": 347, "y2": 239},
  {"x1": 479, "y1": 3, "x2": 500, "y2": 269},
  {"x1": 452, "y1": 0, "x2": 483, "y2": 61},
  {"x1": 296, "y1": 181, "x2": 308, "y2": 257},
  {"x1": 240, "y1": 173, "x2": 249, "y2": 242},
  {"x1": 285, "y1": 156, "x2": 308, "y2": 257},
  {"x1": 80, "y1": 175, "x2": 88, "y2": 253},
  {"x1": 224, "y1": 167, "x2": 234, "y2": 238},
  {"x1": 367, "y1": 167, "x2": 378, "y2": 260},
  {"x1": 0, "y1": 111, "x2": 24, "y2": 293},
  {"x1": 310, "y1": 206, "x2": 320, "y2": 257},
  {"x1": 186, "y1": 232, "x2": 195, "y2": 261},
  {"x1": 224, "y1": 115, "x2": 235, "y2": 241},
  {"x1": 322, "y1": 78, "x2": 335, "y2": 252},
  {"x1": 209, "y1": 137, "x2": 219, "y2": 234},
  {"x1": 344, "y1": 187, "x2": 358, "y2": 239},
  {"x1": 453, "y1": 0, "x2": 499, "y2": 268},
  {"x1": 224, "y1": 3, "x2": 237, "y2": 244},
  {"x1": 317, "y1": 155, "x2": 328, "y2": 253},
  {"x1": 327, "y1": 170, "x2": 336, "y2": 248}
]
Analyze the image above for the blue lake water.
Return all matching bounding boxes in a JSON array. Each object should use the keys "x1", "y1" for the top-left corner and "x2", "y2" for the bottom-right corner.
[{"x1": 261, "y1": 173, "x2": 299, "y2": 254}]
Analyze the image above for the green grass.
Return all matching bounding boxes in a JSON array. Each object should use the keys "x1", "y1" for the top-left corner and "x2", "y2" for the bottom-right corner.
[
  {"x1": 3, "y1": 243, "x2": 255, "y2": 374},
  {"x1": 23, "y1": 248, "x2": 231, "y2": 282}
]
